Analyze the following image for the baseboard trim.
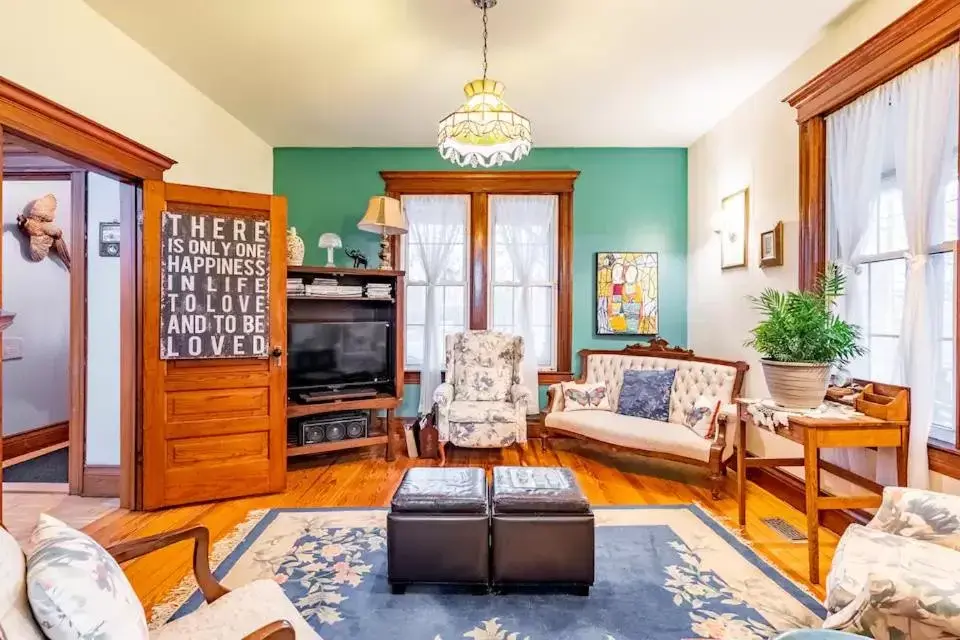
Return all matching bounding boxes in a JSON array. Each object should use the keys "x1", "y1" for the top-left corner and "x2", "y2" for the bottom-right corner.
[
  {"x1": 3, "y1": 422, "x2": 69, "y2": 461},
  {"x1": 82, "y1": 464, "x2": 120, "y2": 498},
  {"x1": 741, "y1": 463, "x2": 870, "y2": 535}
]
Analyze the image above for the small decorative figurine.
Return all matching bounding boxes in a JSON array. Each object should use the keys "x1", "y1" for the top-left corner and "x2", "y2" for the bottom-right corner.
[
  {"x1": 17, "y1": 194, "x2": 71, "y2": 269},
  {"x1": 345, "y1": 248, "x2": 368, "y2": 269},
  {"x1": 286, "y1": 227, "x2": 305, "y2": 266}
]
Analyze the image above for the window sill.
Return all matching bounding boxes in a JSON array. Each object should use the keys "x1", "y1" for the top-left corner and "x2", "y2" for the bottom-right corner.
[
  {"x1": 929, "y1": 440, "x2": 960, "y2": 480},
  {"x1": 403, "y1": 370, "x2": 573, "y2": 385}
]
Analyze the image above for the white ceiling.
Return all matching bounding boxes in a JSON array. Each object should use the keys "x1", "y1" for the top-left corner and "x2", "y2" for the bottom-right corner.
[{"x1": 84, "y1": 0, "x2": 858, "y2": 148}]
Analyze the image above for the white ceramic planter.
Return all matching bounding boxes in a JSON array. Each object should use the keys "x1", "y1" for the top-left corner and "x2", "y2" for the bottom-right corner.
[{"x1": 760, "y1": 360, "x2": 831, "y2": 409}]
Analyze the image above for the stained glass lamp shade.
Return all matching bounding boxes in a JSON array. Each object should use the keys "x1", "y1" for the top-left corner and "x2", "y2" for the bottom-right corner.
[{"x1": 438, "y1": 78, "x2": 532, "y2": 168}]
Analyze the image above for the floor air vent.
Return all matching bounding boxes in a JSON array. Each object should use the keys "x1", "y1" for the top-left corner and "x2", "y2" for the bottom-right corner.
[{"x1": 762, "y1": 517, "x2": 806, "y2": 541}]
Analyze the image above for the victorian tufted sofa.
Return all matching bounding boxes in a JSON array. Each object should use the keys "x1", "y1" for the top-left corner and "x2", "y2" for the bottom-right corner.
[
  {"x1": 434, "y1": 331, "x2": 531, "y2": 461},
  {"x1": 542, "y1": 340, "x2": 748, "y2": 498}
]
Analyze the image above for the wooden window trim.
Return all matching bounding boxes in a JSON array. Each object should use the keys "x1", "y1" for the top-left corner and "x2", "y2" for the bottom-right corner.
[
  {"x1": 382, "y1": 171, "x2": 579, "y2": 385},
  {"x1": 786, "y1": 0, "x2": 960, "y2": 469}
]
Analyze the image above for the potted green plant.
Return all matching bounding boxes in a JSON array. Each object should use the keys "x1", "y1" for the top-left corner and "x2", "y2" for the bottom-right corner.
[{"x1": 745, "y1": 265, "x2": 866, "y2": 409}]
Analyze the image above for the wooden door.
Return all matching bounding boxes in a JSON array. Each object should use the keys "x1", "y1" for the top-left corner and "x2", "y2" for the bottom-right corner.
[{"x1": 141, "y1": 181, "x2": 287, "y2": 510}]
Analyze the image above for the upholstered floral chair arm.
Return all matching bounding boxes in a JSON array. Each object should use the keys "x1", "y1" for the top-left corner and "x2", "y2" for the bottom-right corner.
[
  {"x1": 824, "y1": 524, "x2": 960, "y2": 637},
  {"x1": 866, "y1": 487, "x2": 960, "y2": 551},
  {"x1": 545, "y1": 383, "x2": 565, "y2": 413},
  {"x1": 510, "y1": 384, "x2": 532, "y2": 412},
  {"x1": 433, "y1": 383, "x2": 455, "y2": 409}
]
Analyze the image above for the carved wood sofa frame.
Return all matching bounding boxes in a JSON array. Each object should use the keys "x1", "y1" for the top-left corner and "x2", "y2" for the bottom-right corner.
[{"x1": 541, "y1": 339, "x2": 749, "y2": 499}]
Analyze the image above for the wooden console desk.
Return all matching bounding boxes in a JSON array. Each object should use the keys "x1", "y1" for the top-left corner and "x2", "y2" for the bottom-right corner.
[{"x1": 735, "y1": 400, "x2": 908, "y2": 584}]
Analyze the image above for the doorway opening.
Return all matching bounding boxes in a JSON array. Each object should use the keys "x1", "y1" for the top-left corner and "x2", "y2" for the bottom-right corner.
[{"x1": 1, "y1": 134, "x2": 132, "y2": 542}]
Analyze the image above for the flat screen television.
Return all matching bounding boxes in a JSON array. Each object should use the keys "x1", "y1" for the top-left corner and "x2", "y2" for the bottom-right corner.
[{"x1": 287, "y1": 321, "x2": 392, "y2": 392}]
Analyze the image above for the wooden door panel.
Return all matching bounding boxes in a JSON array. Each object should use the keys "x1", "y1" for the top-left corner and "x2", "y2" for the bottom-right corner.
[
  {"x1": 166, "y1": 388, "x2": 269, "y2": 420},
  {"x1": 141, "y1": 180, "x2": 287, "y2": 510},
  {"x1": 166, "y1": 432, "x2": 269, "y2": 466}
]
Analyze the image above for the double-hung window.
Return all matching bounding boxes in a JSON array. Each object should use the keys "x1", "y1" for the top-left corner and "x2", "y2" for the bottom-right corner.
[
  {"x1": 838, "y1": 176, "x2": 957, "y2": 444},
  {"x1": 401, "y1": 195, "x2": 469, "y2": 369},
  {"x1": 490, "y1": 195, "x2": 559, "y2": 370},
  {"x1": 390, "y1": 171, "x2": 576, "y2": 397}
]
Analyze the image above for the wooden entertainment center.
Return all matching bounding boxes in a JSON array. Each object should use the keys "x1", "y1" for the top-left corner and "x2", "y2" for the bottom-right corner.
[{"x1": 285, "y1": 265, "x2": 405, "y2": 461}]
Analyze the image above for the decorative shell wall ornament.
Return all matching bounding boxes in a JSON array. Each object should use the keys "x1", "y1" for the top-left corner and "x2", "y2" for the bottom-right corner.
[{"x1": 17, "y1": 194, "x2": 71, "y2": 270}]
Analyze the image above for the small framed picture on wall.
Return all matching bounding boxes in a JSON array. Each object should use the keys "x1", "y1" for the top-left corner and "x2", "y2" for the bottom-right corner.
[
  {"x1": 720, "y1": 188, "x2": 749, "y2": 270},
  {"x1": 760, "y1": 221, "x2": 784, "y2": 268}
]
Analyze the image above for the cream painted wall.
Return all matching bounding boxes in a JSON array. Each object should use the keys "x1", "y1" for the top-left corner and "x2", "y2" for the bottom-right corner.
[
  {"x1": 0, "y1": 0, "x2": 272, "y2": 193},
  {"x1": 687, "y1": 0, "x2": 939, "y2": 492}
]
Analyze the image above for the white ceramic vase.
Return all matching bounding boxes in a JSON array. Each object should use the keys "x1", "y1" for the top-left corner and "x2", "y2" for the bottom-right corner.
[
  {"x1": 760, "y1": 360, "x2": 832, "y2": 409},
  {"x1": 286, "y1": 227, "x2": 305, "y2": 266}
]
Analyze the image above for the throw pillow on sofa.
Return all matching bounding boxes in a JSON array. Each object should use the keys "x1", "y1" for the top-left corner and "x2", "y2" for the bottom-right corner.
[
  {"x1": 561, "y1": 382, "x2": 611, "y2": 411},
  {"x1": 27, "y1": 514, "x2": 149, "y2": 640},
  {"x1": 616, "y1": 369, "x2": 677, "y2": 421},
  {"x1": 682, "y1": 396, "x2": 722, "y2": 439}
]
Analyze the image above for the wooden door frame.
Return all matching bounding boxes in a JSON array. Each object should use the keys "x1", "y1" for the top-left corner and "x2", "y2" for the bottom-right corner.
[
  {"x1": 0, "y1": 76, "x2": 176, "y2": 509},
  {"x1": 1, "y1": 162, "x2": 86, "y2": 494}
]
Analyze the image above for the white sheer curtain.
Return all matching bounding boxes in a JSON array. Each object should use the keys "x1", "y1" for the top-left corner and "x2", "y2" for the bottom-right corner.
[
  {"x1": 405, "y1": 195, "x2": 468, "y2": 413},
  {"x1": 827, "y1": 44, "x2": 959, "y2": 488},
  {"x1": 491, "y1": 195, "x2": 557, "y2": 414},
  {"x1": 891, "y1": 44, "x2": 959, "y2": 488},
  {"x1": 825, "y1": 78, "x2": 891, "y2": 481}
]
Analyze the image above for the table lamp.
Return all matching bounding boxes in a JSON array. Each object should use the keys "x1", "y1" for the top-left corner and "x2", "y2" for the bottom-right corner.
[
  {"x1": 318, "y1": 232, "x2": 342, "y2": 267},
  {"x1": 357, "y1": 196, "x2": 408, "y2": 270}
]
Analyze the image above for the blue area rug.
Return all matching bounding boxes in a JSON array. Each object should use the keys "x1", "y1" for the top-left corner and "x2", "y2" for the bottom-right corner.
[{"x1": 152, "y1": 506, "x2": 824, "y2": 639}]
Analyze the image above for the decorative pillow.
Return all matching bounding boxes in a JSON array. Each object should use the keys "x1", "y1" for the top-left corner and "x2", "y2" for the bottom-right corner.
[
  {"x1": 561, "y1": 382, "x2": 611, "y2": 411},
  {"x1": 616, "y1": 369, "x2": 677, "y2": 421},
  {"x1": 27, "y1": 514, "x2": 148, "y2": 640},
  {"x1": 0, "y1": 527, "x2": 44, "y2": 640},
  {"x1": 683, "y1": 397, "x2": 722, "y2": 439}
]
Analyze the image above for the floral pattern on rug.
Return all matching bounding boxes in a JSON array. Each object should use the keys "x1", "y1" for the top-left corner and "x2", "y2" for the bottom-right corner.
[
  {"x1": 664, "y1": 540, "x2": 778, "y2": 639},
  {"x1": 160, "y1": 506, "x2": 825, "y2": 640},
  {"x1": 272, "y1": 526, "x2": 385, "y2": 627}
]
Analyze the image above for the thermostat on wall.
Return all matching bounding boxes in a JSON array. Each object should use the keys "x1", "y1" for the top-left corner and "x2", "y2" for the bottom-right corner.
[{"x1": 99, "y1": 221, "x2": 120, "y2": 257}]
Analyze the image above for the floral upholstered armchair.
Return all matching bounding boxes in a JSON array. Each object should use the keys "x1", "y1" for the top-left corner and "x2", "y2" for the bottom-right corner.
[
  {"x1": 433, "y1": 331, "x2": 530, "y2": 459},
  {"x1": 824, "y1": 487, "x2": 960, "y2": 638}
]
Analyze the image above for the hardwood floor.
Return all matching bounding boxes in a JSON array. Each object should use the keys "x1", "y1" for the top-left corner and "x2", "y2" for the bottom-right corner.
[{"x1": 83, "y1": 439, "x2": 837, "y2": 616}]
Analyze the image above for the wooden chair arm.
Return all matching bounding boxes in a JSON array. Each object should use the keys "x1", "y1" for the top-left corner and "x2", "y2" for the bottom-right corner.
[
  {"x1": 242, "y1": 620, "x2": 295, "y2": 640},
  {"x1": 105, "y1": 526, "x2": 229, "y2": 604}
]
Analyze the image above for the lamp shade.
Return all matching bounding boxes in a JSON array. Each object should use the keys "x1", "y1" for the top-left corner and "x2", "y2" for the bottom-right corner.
[
  {"x1": 318, "y1": 232, "x2": 342, "y2": 249},
  {"x1": 357, "y1": 196, "x2": 407, "y2": 236}
]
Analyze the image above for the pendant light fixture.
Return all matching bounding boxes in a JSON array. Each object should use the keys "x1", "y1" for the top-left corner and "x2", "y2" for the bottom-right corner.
[{"x1": 438, "y1": 0, "x2": 532, "y2": 168}]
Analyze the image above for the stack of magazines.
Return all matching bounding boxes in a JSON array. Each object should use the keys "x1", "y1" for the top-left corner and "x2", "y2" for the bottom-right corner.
[
  {"x1": 365, "y1": 283, "x2": 393, "y2": 299},
  {"x1": 304, "y1": 278, "x2": 338, "y2": 296},
  {"x1": 286, "y1": 278, "x2": 305, "y2": 296}
]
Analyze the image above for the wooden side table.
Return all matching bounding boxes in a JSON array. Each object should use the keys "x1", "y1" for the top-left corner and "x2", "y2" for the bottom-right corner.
[{"x1": 735, "y1": 400, "x2": 908, "y2": 584}]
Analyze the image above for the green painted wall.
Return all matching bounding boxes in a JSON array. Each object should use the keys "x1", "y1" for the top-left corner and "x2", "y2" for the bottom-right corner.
[{"x1": 274, "y1": 147, "x2": 688, "y2": 411}]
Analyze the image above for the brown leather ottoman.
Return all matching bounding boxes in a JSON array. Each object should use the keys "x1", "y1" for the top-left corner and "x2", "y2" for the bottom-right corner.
[
  {"x1": 491, "y1": 466, "x2": 594, "y2": 595},
  {"x1": 387, "y1": 467, "x2": 489, "y2": 594}
]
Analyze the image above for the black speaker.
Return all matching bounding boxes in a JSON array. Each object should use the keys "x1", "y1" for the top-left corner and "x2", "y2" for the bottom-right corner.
[{"x1": 298, "y1": 411, "x2": 368, "y2": 446}]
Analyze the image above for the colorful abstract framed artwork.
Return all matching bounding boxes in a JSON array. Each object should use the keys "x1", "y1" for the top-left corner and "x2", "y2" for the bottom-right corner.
[
  {"x1": 596, "y1": 252, "x2": 658, "y2": 335},
  {"x1": 720, "y1": 187, "x2": 749, "y2": 270}
]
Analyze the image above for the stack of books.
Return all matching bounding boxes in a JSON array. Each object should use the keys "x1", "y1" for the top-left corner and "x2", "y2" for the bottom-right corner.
[
  {"x1": 365, "y1": 283, "x2": 393, "y2": 299},
  {"x1": 334, "y1": 285, "x2": 364, "y2": 297},
  {"x1": 286, "y1": 278, "x2": 305, "y2": 296},
  {"x1": 304, "y1": 278, "x2": 338, "y2": 297}
]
